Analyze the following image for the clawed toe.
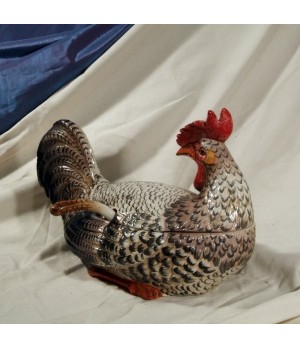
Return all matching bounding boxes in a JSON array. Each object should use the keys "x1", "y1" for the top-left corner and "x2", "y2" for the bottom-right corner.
[
  {"x1": 128, "y1": 282, "x2": 163, "y2": 300},
  {"x1": 87, "y1": 266, "x2": 162, "y2": 300}
]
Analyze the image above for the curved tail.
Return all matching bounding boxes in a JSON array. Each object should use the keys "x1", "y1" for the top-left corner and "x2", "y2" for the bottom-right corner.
[{"x1": 37, "y1": 120, "x2": 103, "y2": 203}]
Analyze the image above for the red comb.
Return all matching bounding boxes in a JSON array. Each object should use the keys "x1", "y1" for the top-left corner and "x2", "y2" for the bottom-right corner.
[{"x1": 176, "y1": 108, "x2": 233, "y2": 146}]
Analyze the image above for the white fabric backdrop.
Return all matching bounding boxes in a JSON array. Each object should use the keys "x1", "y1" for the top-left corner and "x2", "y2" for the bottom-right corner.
[{"x1": 1, "y1": 24, "x2": 300, "y2": 323}]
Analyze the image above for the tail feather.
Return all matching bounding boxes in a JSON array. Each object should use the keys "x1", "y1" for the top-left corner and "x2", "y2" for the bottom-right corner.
[{"x1": 37, "y1": 120, "x2": 102, "y2": 203}]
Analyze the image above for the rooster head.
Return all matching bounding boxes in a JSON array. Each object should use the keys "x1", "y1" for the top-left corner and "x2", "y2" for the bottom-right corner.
[{"x1": 176, "y1": 108, "x2": 233, "y2": 191}]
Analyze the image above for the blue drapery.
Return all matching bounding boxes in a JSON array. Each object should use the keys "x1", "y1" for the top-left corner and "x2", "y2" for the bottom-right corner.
[{"x1": 0, "y1": 24, "x2": 132, "y2": 134}]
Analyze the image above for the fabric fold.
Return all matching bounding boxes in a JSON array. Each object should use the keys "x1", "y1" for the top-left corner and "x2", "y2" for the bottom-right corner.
[{"x1": 1, "y1": 24, "x2": 299, "y2": 324}]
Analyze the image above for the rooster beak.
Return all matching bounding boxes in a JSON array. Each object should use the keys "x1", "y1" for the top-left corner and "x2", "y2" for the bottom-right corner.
[
  {"x1": 176, "y1": 144, "x2": 196, "y2": 159},
  {"x1": 204, "y1": 149, "x2": 216, "y2": 165},
  {"x1": 177, "y1": 146, "x2": 216, "y2": 165}
]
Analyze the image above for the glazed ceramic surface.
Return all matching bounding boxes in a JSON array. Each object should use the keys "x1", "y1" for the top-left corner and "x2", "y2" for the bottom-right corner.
[{"x1": 37, "y1": 109, "x2": 255, "y2": 296}]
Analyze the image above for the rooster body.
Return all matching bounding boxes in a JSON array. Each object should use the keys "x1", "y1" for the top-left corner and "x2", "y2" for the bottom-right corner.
[{"x1": 37, "y1": 109, "x2": 255, "y2": 297}]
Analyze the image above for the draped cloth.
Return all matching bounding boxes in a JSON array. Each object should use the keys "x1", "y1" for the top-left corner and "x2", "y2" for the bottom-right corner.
[
  {"x1": 0, "y1": 25, "x2": 300, "y2": 323},
  {"x1": 0, "y1": 24, "x2": 132, "y2": 134}
]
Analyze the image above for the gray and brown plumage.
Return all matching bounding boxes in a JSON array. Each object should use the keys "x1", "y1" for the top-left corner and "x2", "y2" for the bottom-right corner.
[{"x1": 37, "y1": 108, "x2": 255, "y2": 299}]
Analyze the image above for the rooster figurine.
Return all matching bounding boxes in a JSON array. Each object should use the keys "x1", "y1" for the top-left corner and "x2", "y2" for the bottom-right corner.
[{"x1": 37, "y1": 108, "x2": 255, "y2": 300}]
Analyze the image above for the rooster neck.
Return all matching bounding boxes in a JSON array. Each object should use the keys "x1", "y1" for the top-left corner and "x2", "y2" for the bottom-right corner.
[
  {"x1": 204, "y1": 153, "x2": 241, "y2": 198},
  {"x1": 186, "y1": 140, "x2": 255, "y2": 232},
  {"x1": 199, "y1": 140, "x2": 240, "y2": 197}
]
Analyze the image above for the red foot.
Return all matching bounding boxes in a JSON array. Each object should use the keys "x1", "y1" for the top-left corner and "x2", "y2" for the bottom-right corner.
[
  {"x1": 127, "y1": 282, "x2": 162, "y2": 300},
  {"x1": 87, "y1": 266, "x2": 162, "y2": 300}
]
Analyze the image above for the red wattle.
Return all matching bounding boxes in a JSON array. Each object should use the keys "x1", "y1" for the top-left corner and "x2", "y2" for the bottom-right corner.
[{"x1": 194, "y1": 162, "x2": 207, "y2": 191}]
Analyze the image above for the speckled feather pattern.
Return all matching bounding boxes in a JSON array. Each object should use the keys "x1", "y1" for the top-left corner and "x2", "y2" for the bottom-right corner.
[
  {"x1": 91, "y1": 140, "x2": 254, "y2": 233},
  {"x1": 37, "y1": 120, "x2": 255, "y2": 296}
]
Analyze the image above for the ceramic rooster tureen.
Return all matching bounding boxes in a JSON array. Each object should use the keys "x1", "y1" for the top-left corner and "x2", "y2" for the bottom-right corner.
[{"x1": 37, "y1": 108, "x2": 255, "y2": 300}]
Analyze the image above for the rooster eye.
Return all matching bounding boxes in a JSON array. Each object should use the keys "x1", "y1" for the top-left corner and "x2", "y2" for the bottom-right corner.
[{"x1": 199, "y1": 149, "x2": 206, "y2": 156}]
